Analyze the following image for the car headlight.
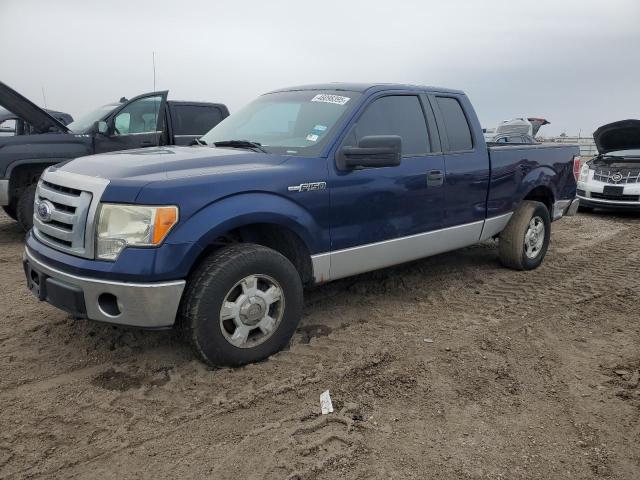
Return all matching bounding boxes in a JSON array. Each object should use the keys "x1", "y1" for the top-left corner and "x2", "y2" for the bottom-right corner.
[
  {"x1": 96, "y1": 204, "x2": 178, "y2": 260},
  {"x1": 579, "y1": 163, "x2": 590, "y2": 182}
]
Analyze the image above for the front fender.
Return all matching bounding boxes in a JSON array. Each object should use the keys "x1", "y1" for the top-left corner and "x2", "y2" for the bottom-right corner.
[{"x1": 167, "y1": 192, "x2": 328, "y2": 255}]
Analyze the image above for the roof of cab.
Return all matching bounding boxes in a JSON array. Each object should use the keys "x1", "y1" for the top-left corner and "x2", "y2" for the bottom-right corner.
[{"x1": 267, "y1": 82, "x2": 464, "y2": 96}]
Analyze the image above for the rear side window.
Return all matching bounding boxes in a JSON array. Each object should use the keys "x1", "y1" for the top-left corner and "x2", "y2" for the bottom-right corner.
[
  {"x1": 172, "y1": 105, "x2": 224, "y2": 136},
  {"x1": 348, "y1": 95, "x2": 430, "y2": 155},
  {"x1": 436, "y1": 97, "x2": 473, "y2": 152}
]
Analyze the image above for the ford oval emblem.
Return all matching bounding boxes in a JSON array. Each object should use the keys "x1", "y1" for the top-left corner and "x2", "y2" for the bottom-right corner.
[{"x1": 37, "y1": 200, "x2": 54, "y2": 222}]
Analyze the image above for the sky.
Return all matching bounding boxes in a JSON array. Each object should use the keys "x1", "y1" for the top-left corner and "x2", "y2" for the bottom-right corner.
[{"x1": 1, "y1": 0, "x2": 639, "y2": 137}]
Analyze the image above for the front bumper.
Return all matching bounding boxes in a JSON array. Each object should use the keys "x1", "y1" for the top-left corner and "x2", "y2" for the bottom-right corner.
[
  {"x1": 23, "y1": 247, "x2": 186, "y2": 328},
  {"x1": 0, "y1": 179, "x2": 9, "y2": 206},
  {"x1": 577, "y1": 177, "x2": 640, "y2": 210},
  {"x1": 577, "y1": 195, "x2": 640, "y2": 210}
]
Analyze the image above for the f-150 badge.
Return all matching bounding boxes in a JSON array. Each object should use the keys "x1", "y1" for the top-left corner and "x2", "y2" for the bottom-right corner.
[{"x1": 287, "y1": 182, "x2": 326, "y2": 192}]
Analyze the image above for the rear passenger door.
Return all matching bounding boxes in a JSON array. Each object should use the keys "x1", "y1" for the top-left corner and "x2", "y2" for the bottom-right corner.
[
  {"x1": 329, "y1": 93, "x2": 445, "y2": 251},
  {"x1": 168, "y1": 103, "x2": 226, "y2": 145},
  {"x1": 429, "y1": 94, "x2": 490, "y2": 228}
]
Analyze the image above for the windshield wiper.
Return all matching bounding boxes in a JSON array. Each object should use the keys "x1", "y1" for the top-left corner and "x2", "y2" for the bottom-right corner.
[
  {"x1": 213, "y1": 140, "x2": 267, "y2": 153},
  {"x1": 190, "y1": 138, "x2": 207, "y2": 146}
]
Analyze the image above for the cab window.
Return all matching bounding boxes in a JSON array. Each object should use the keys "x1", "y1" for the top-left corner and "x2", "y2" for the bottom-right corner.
[
  {"x1": 113, "y1": 96, "x2": 163, "y2": 135},
  {"x1": 345, "y1": 95, "x2": 430, "y2": 155}
]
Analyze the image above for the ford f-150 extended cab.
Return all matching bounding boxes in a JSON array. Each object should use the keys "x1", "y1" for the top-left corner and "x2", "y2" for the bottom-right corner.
[
  {"x1": 22, "y1": 83, "x2": 580, "y2": 366},
  {"x1": 0, "y1": 81, "x2": 229, "y2": 230}
]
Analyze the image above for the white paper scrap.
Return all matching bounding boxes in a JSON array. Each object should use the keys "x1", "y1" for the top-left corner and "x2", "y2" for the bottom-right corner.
[{"x1": 320, "y1": 390, "x2": 334, "y2": 414}]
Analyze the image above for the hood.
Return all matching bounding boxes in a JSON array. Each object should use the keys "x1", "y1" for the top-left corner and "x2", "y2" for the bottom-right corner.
[
  {"x1": 594, "y1": 120, "x2": 640, "y2": 154},
  {"x1": 0, "y1": 81, "x2": 70, "y2": 134},
  {"x1": 59, "y1": 145, "x2": 288, "y2": 181},
  {"x1": 528, "y1": 118, "x2": 550, "y2": 137}
]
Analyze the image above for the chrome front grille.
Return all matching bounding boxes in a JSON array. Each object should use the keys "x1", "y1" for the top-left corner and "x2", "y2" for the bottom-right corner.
[
  {"x1": 33, "y1": 168, "x2": 109, "y2": 258},
  {"x1": 593, "y1": 169, "x2": 640, "y2": 184},
  {"x1": 34, "y1": 181, "x2": 92, "y2": 254}
]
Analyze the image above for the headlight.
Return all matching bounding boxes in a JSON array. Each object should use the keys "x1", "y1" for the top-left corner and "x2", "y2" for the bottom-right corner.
[
  {"x1": 96, "y1": 204, "x2": 178, "y2": 260},
  {"x1": 579, "y1": 163, "x2": 590, "y2": 182}
]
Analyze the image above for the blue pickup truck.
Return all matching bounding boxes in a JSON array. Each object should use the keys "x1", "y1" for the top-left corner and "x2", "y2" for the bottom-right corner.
[{"x1": 22, "y1": 83, "x2": 580, "y2": 366}]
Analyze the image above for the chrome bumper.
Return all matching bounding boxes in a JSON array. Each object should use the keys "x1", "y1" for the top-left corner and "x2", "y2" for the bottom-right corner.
[
  {"x1": 553, "y1": 198, "x2": 579, "y2": 220},
  {"x1": 23, "y1": 247, "x2": 186, "y2": 328},
  {"x1": 0, "y1": 179, "x2": 9, "y2": 206}
]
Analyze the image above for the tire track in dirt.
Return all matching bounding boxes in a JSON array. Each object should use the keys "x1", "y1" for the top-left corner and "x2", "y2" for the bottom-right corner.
[{"x1": 1, "y1": 212, "x2": 639, "y2": 479}]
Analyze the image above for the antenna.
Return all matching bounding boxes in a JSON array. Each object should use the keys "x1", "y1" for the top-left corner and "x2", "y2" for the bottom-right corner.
[
  {"x1": 152, "y1": 51, "x2": 156, "y2": 91},
  {"x1": 41, "y1": 86, "x2": 47, "y2": 108}
]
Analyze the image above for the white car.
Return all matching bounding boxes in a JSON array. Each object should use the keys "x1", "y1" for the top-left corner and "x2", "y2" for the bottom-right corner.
[{"x1": 577, "y1": 120, "x2": 640, "y2": 211}]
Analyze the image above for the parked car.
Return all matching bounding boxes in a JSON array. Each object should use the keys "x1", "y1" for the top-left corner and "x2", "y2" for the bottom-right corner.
[
  {"x1": 0, "y1": 81, "x2": 229, "y2": 229},
  {"x1": 484, "y1": 117, "x2": 549, "y2": 144},
  {"x1": 0, "y1": 107, "x2": 73, "y2": 136},
  {"x1": 577, "y1": 120, "x2": 640, "y2": 211},
  {"x1": 22, "y1": 83, "x2": 580, "y2": 366},
  {"x1": 495, "y1": 117, "x2": 549, "y2": 137}
]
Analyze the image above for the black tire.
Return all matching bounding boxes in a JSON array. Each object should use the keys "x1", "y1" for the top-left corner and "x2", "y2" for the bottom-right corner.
[
  {"x1": 499, "y1": 200, "x2": 551, "y2": 271},
  {"x1": 2, "y1": 203, "x2": 17, "y2": 221},
  {"x1": 179, "y1": 243, "x2": 303, "y2": 367},
  {"x1": 16, "y1": 184, "x2": 37, "y2": 231}
]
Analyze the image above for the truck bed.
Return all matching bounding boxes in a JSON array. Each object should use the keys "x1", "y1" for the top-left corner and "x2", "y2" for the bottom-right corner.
[{"x1": 486, "y1": 142, "x2": 580, "y2": 220}]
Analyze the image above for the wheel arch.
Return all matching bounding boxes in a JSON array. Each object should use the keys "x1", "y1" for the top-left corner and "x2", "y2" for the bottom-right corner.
[
  {"x1": 6, "y1": 160, "x2": 58, "y2": 200},
  {"x1": 522, "y1": 184, "x2": 555, "y2": 213},
  {"x1": 174, "y1": 193, "x2": 326, "y2": 285},
  {"x1": 519, "y1": 167, "x2": 557, "y2": 214}
]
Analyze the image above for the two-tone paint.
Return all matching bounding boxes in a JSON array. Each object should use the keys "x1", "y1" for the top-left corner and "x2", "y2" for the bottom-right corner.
[{"x1": 24, "y1": 83, "x2": 580, "y2": 328}]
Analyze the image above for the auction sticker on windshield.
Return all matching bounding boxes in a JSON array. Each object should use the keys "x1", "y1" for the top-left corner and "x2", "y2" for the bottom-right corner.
[{"x1": 311, "y1": 94, "x2": 351, "y2": 106}]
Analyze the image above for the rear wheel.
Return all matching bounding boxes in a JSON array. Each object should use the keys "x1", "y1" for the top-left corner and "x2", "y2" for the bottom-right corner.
[
  {"x1": 179, "y1": 243, "x2": 303, "y2": 367},
  {"x1": 499, "y1": 200, "x2": 551, "y2": 270},
  {"x1": 2, "y1": 203, "x2": 17, "y2": 221},
  {"x1": 16, "y1": 184, "x2": 37, "y2": 231}
]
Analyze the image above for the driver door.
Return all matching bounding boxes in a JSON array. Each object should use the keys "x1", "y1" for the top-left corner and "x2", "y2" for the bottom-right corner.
[{"x1": 94, "y1": 91, "x2": 168, "y2": 154}]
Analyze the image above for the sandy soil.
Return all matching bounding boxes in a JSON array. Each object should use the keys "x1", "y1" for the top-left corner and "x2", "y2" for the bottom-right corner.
[{"x1": 0, "y1": 210, "x2": 639, "y2": 479}]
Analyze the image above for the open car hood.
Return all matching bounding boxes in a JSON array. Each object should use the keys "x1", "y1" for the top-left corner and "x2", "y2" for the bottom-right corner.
[
  {"x1": 495, "y1": 117, "x2": 549, "y2": 137},
  {"x1": 528, "y1": 118, "x2": 550, "y2": 137},
  {"x1": 0, "y1": 81, "x2": 69, "y2": 134},
  {"x1": 594, "y1": 120, "x2": 640, "y2": 154}
]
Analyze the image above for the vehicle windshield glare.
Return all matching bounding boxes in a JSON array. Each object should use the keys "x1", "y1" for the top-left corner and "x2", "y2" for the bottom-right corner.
[
  {"x1": 604, "y1": 149, "x2": 640, "y2": 157},
  {"x1": 67, "y1": 104, "x2": 118, "y2": 134},
  {"x1": 200, "y1": 90, "x2": 361, "y2": 156}
]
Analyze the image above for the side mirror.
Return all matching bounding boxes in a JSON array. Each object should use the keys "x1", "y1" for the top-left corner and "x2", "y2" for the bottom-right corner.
[
  {"x1": 93, "y1": 120, "x2": 109, "y2": 135},
  {"x1": 337, "y1": 135, "x2": 402, "y2": 170}
]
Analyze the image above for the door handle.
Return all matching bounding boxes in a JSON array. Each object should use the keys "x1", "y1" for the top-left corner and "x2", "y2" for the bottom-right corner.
[{"x1": 427, "y1": 170, "x2": 444, "y2": 187}]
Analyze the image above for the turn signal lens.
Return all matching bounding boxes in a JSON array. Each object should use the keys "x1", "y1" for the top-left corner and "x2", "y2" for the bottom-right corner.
[{"x1": 152, "y1": 207, "x2": 179, "y2": 244}]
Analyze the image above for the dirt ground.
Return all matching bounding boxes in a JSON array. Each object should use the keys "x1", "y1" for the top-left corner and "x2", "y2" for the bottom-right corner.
[{"x1": 1, "y1": 209, "x2": 639, "y2": 480}]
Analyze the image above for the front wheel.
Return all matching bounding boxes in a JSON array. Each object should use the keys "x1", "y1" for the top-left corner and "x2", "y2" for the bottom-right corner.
[
  {"x1": 16, "y1": 184, "x2": 37, "y2": 231},
  {"x1": 179, "y1": 244, "x2": 303, "y2": 367},
  {"x1": 499, "y1": 200, "x2": 551, "y2": 270}
]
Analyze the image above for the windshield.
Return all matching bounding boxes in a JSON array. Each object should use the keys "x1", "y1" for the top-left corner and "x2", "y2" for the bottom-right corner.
[
  {"x1": 201, "y1": 90, "x2": 361, "y2": 156},
  {"x1": 67, "y1": 104, "x2": 118, "y2": 134}
]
